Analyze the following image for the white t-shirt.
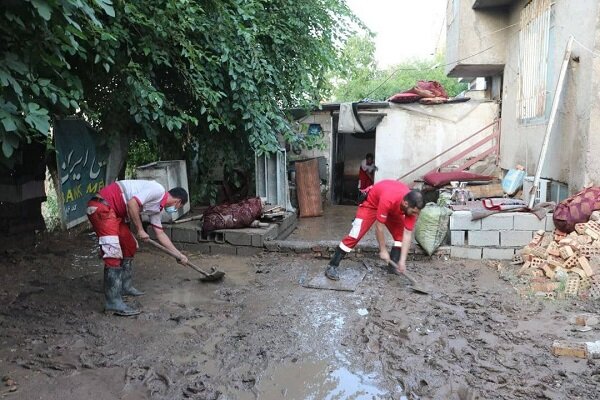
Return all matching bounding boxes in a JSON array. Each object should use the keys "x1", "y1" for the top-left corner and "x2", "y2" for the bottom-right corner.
[
  {"x1": 117, "y1": 180, "x2": 166, "y2": 228},
  {"x1": 361, "y1": 159, "x2": 376, "y2": 173}
]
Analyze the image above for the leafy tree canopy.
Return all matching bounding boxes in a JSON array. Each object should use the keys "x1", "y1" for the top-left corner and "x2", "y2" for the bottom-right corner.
[
  {"x1": 332, "y1": 35, "x2": 467, "y2": 102},
  {"x1": 0, "y1": 0, "x2": 363, "y2": 170}
]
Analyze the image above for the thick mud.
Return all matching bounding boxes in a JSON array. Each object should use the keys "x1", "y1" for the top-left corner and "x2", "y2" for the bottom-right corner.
[{"x1": 1, "y1": 231, "x2": 599, "y2": 399}]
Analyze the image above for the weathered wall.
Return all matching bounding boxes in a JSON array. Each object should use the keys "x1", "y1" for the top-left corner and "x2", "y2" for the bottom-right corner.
[
  {"x1": 374, "y1": 101, "x2": 499, "y2": 184},
  {"x1": 446, "y1": 0, "x2": 509, "y2": 77},
  {"x1": 499, "y1": 0, "x2": 600, "y2": 191}
]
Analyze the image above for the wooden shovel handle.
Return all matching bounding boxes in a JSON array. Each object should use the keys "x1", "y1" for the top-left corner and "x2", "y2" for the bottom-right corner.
[
  {"x1": 146, "y1": 238, "x2": 212, "y2": 277},
  {"x1": 387, "y1": 259, "x2": 418, "y2": 285}
]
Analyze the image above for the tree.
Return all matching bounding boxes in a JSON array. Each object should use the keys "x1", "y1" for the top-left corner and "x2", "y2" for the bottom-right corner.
[
  {"x1": 1, "y1": 0, "x2": 365, "y2": 179},
  {"x1": 332, "y1": 52, "x2": 468, "y2": 102}
]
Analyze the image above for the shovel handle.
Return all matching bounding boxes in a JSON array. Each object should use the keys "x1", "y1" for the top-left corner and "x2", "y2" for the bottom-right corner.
[
  {"x1": 146, "y1": 238, "x2": 212, "y2": 278},
  {"x1": 387, "y1": 260, "x2": 418, "y2": 285}
]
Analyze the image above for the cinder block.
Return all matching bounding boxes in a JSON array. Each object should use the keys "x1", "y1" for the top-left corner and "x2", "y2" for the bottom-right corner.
[
  {"x1": 513, "y1": 213, "x2": 546, "y2": 231},
  {"x1": 500, "y1": 231, "x2": 534, "y2": 247},
  {"x1": 209, "y1": 243, "x2": 238, "y2": 256},
  {"x1": 171, "y1": 227, "x2": 199, "y2": 243},
  {"x1": 264, "y1": 241, "x2": 280, "y2": 251},
  {"x1": 546, "y1": 215, "x2": 555, "y2": 231},
  {"x1": 194, "y1": 243, "x2": 212, "y2": 254},
  {"x1": 236, "y1": 246, "x2": 263, "y2": 257},
  {"x1": 449, "y1": 211, "x2": 481, "y2": 230},
  {"x1": 451, "y1": 231, "x2": 465, "y2": 246},
  {"x1": 483, "y1": 248, "x2": 516, "y2": 260},
  {"x1": 481, "y1": 214, "x2": 514, "y2": 230},
  {"x1": 224, "y1": 230, "x2": 252, "y2": 246},
  {"x1": 251, "y1": 233, "x2": 264, "y2": 247},
  {"x1": 468, "y1": 231, "x2": 500, "y2": 247},
  {"x1": 450, "y1": 246, "x2": 482, "y2": 259}
]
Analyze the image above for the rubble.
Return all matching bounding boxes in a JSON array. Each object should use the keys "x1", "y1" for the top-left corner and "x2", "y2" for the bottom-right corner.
[{"x1": 513, "y1": 219, "x2": 600, "y2": 298}]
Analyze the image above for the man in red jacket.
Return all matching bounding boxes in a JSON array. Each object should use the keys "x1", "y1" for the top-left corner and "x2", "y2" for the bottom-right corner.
[
  {"x1": 325, "y1": 180, "x2": 424, "y2": 280},
  {"x1": 86, "y1": 180, "x2": 189, "y2": 316}
]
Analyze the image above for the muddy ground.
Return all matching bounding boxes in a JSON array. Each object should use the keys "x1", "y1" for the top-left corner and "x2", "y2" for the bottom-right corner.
[{"x1": 1, "y1": 230, "x2": 599, "y2": 399}]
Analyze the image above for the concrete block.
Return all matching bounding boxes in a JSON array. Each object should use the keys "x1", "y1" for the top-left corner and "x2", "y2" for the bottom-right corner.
[
  {"x1": 224, "y1": 230, "x2": 252, "y2": 246},
  {"x1": 194, "y1": 243, "x2": 212, "y2": 254},
  {"x1": 513, "y1": 213, "x2": 546, "y2": 231},
  {"x1": 546, "y1": 215, "x2": 555, "y2": 231},
  {"x1": 449, "y1": 211, "x2": 481, "y2": 230},
  {"x1": 171, "y1": 227, "x2": 199, "y2": 243},
  {"x1": 236, "y1": 246, "x2": 263, "y2": 257},
  {"x1": 468, "y1": 231, "x2": 500, "y2": 247},
  {"x1": 451, "y1": 231, "x2": 465, "y2": 246},
  {"x1": 450, "y1": 246, "x2": 482, "y2": 259},
  {"x1": 209, "y1": 244, "x2": 238, "y2": 256},
  {"x1": 500, "y1": 231, "x2": 533, "y2": 247},
  {"x1": 251, "y1": 233, "x2": 264, "y2": 247},
  {"x1": 483, "y1": 248, "x2": 516, "y2": 260},
  {"x1": 264, "y1": 241, "x2": 280, "y2": 252},
  {"x1": 481, "y1": 214, "x2": 514, "y2": 230}
]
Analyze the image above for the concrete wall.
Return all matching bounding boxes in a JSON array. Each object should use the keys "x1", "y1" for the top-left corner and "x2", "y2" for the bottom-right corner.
[
  {"x1": 293, "y1": 112, "x2": 333, "y2": 186},
  {"x1": 374, "y1": 100, "x2": 499, "y2": 184},
  {"x1": 446, "y1": 0, "x2": 509, "y2": 77},
  {"x1": 499, "y1": 0, "x2": 600, "y2": 191}
]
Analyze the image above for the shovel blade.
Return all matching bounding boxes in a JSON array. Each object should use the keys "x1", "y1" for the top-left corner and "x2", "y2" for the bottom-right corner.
[{"x1": 199, "y1": 271, "x2": 226, "y2": 282}]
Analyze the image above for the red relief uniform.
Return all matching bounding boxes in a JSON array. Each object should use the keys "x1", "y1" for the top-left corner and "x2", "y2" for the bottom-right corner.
[
  {"x1": 358, "y1": 159, "x2": 375, "y2": 190},
  {"x1": 86, "y1": 180, "x2": 168, "y2": 267},
  {"x1": 340, "y1": 180, "x2": 416, "y2": 252}
]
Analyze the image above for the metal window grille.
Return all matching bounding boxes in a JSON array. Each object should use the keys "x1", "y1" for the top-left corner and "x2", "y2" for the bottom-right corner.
[{"x1": 518, "y1": 0, "x2": 552, "y2": 120}]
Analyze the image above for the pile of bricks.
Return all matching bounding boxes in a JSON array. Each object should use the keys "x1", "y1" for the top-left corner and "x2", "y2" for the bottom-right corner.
[{"x1": 514, "y1": 211, "x2": 600, "y2": 299}]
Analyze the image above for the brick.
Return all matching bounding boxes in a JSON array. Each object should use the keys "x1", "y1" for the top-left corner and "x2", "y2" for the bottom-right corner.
[
  {"x1": 546, "y1": 216, "x2": 555, "y2": 231},
  {"x1": 450, "y1": 246, "x2": 482, "y2": 259},
  {"x1": 575, "y1": 223, "x2": 587, "y2": 235},
  {"x1": 468, "y1": 231, "x2": 500, "y2": 247},
  {"x1": 500, "y1": 231, "x2": 534, "y2": 247},
  {"x1": 531, "y1": 281, "x2": 559, "y2": 292},
  {"x1": 481, "y1": 214, "x2": 514, "y2": 230},
  {"x1": 449, "y1": 211, "x2": 481, "y2": 230},
  {"x1": 579, "y1": 257, "x2": 594, "y2": 277},
  {"x1": 585, "y1": 229, "x2": 600, "y2": 241},
  {"x1": 482, "y1": 248, "x2": 515, "y2": 260},
  {"x1": 542, "y1": 264, "x2": 555, "y2": 279},
  {"x1": 514, "y1": 214, "x2": 546, "y2": 231},
  {"x1": 450, "y1": 230, "x2": 465, "y2": 246},
  {"x1": 559, "y1": 246, "x2": 575, "y2": 259},
  {"x1": 552, "y1": 340, "x2": 588, "y2": 358}
]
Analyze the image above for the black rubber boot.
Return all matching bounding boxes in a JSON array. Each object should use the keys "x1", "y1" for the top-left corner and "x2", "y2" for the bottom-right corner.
[
  {"x1": 104, "y1": 268, "x2": 141, "y2": 316},
  {"x1": 325, "y1": 247, "x2": 346, "y2": 281},
  {"x1": 387, "y1": 246, "x2": 401, "y2": 275},
  {"x1": 121, "y1": 258, "x2": 145, "y2": 297}
]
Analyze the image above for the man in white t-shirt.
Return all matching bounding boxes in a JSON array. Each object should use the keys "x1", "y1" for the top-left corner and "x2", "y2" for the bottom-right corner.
[{"x1": 86, "y1": 180, "x2": 189, "y2": 316}]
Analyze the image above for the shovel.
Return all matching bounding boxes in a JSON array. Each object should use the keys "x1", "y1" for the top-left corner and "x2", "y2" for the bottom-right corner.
[
  {"x1": 387, "y1": 260, "x2": 429, "y2": 295},
  {"x1": 147, "y1": 238, "x2": 225, "y2": 282}
]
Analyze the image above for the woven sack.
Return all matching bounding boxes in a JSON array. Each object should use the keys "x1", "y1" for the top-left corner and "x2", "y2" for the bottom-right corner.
[
  {"x1": 553, "y1": 187, "x2": 600, "y2": 233},
  {"x1": 414, "y1": 203, "x2": 452, "y2": 256}
]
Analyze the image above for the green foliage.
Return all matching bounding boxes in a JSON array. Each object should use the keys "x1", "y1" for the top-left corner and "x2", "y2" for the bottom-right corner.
[
  {"x1": 332, "y1": 38, "x2": 468, "y2": 102},
  {"x1": 125, "y1": 139, "x2": 157, "y2": 178},
  {"x1": 1, "y1": 0, "x2": 363, "y2": 188}
]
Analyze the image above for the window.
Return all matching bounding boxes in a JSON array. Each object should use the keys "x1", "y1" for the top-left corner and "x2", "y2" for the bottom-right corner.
[{"x1": 517, "y1": 0, "x2": 552, "y2": 121}]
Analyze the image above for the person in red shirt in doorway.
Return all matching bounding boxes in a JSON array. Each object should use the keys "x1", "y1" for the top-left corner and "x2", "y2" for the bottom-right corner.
[
  {"x1": 358, "y1": 153, "x2": 377, "y2": 191},
  {"x1": 86, "y1": 180, "x2": 189, "y2": 316},
  {"x1": 325, "y1": 179, "x2": 424, "y2": 281}
]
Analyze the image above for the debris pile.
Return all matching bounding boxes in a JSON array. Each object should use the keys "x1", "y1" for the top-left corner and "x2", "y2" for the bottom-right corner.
[{"x1": 513, "y1": 211, "x2": 600, "y2": 299}]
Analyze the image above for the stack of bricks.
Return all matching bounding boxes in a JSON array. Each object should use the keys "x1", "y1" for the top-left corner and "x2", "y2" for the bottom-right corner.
[
  {"x1": 449, "y1": 211, "x2": 555, "y2": 260},
  {"x1": 513, "y1": 211, "x2": 600, "y2": 299}
]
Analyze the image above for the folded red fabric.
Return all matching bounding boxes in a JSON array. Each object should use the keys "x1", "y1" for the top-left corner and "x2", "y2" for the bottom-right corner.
[{"x1": 423, "y1": 171, "x2": 494, "y2": 187}]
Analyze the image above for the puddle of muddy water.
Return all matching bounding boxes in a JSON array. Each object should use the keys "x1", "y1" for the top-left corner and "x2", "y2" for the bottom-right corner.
[{"x1": 227, "y1": 359, "x2": 388, "y2": 400}]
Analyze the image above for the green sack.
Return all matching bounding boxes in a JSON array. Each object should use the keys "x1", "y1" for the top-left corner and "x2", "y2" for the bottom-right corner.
[{"x1": 414, "y1": 203, "x2": 453, "y2": 256}]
